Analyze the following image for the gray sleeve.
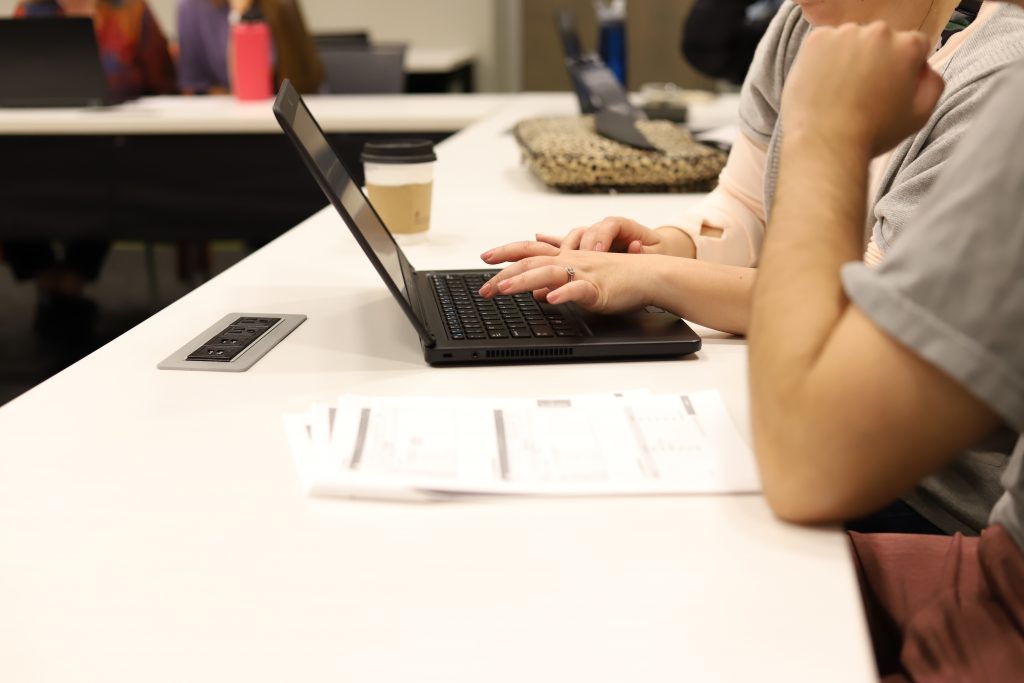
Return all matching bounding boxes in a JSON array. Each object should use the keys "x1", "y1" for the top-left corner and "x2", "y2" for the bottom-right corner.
[
  {"x1": 737, "y1": 2, "x2": 811, "y2": 146},
  {"x1": 870, "y1": 90, "x2": 979, "y2": 251},
  {"x1": 842, "y1": 62, "x2": 1024, "y2": 432},
  {"x1": 870, "y1": 59, "x2": 1021, "y2": 252}
]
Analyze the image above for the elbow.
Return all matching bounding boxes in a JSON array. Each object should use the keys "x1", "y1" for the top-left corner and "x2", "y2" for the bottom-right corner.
[
  {"x1": 762, "y1": 485, "x2": 857, "y2": 526},
  {"x1": 753, "y1": 428, "x2": 870, "y2": 526},
  {"x1": 751, "y1": 382, "x2": 883, "y2": 525},
  {"x1": 761, "y1": 470, "x2": 869, "y2": 526}
]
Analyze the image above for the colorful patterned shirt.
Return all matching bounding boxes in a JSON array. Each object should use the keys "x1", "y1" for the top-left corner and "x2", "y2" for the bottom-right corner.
[{"x1": 15, "y1": 0, "x2": 177, "y2": 101}]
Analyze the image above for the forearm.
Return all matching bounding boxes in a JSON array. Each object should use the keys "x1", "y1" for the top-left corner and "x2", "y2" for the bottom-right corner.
[
  {"x1": 647, "y1": 255, "x2": 756, "y2": 335},
  {"x1": 752, "y1": 133, "x2": 869, "y2": 355},
  {"x1": 741, "y1": 22, "x2": 967, "y2": 523},
  {"x1": 749, "y1": 131, "x2": 872, "y2": 499}
]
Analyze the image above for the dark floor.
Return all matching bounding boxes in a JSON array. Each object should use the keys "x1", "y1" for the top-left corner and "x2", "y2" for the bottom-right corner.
[{"x1": 0, "y1": 242, "x2": 248, "y2": 406}]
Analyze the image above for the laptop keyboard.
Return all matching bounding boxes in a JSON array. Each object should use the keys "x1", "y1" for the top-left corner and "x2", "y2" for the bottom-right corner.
[{"x1": 430, "y1": 273, "x2": 584, "y2": 341}]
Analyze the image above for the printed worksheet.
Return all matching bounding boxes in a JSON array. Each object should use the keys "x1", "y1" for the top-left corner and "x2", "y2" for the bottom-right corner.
[{"x1": 283, "y1": 390, "x2": 760, "y2": 501}]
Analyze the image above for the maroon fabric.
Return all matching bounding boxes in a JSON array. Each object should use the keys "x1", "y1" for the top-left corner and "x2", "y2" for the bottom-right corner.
[{"x1": 849, "y1": 526, "x2": 1024, "y2": 682}]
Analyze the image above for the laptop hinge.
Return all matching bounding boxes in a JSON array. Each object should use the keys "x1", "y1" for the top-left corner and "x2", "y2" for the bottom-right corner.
[{"x1": 407, "y1": 275, "x2": 438, "y2": 348}]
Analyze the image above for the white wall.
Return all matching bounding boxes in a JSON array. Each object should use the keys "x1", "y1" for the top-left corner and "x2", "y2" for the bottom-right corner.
[{"x1": 0, "y1": 0, "x2": 518, "y2": 91}]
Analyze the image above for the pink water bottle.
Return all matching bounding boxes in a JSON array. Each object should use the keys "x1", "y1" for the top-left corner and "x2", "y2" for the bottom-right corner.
[{"x1": 232, "y1": 14, "x2": 273, "y2": 101}]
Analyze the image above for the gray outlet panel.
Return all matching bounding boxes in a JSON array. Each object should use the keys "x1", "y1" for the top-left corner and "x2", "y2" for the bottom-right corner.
[{"x1": 158, "y1": 313, "x2": 306, "y2": 372}]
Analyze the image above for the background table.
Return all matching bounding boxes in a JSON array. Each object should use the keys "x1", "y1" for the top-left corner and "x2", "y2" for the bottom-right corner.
[
  {"x1": 0, "y1": 94, "x2": 515, "y2": 243},
  {"x1": 0, "y1": 93, "x2": 737, "y2": 241},
  {"x1": 0, "y1": 94, "x2": 875, "y2": 682}
]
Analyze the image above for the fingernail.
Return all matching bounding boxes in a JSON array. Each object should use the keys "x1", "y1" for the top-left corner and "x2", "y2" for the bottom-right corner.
[
  {"x1": 547, "y1": 292, "x2": 561, "y2": 304},
  {"x1": 480, "y1": 251, "x2": 493, "y2": 261},
  {"x1": 479, "y1": 283, "x2": 492, "y2": 296}
]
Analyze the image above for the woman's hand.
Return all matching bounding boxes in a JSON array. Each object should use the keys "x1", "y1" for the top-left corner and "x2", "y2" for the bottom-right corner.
[
  {"x1": 536, "y1": 216, "x2": 696, "y2": 258},
  {"x1": 479, "y1": 241, "x2": 660, "y2": 315},
  {"x1": 535, "y1": 216, "x2": 694, "y2": 257},
  {"x1": 536, "y1": 216, "x2": 657, "y2": 253}
]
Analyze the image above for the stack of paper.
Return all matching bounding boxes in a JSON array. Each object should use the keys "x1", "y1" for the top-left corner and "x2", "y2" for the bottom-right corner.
[{"x1": 283, "y1": 390, "x2": 760, "y2": 501}]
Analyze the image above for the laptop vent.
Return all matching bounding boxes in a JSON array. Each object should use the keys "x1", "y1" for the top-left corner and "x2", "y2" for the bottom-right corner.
[{"x1": 485, "y1": 347, "x2": 575, "y2": 359}]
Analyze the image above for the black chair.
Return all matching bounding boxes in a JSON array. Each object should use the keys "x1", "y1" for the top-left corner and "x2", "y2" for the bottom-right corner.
[
  {"x1": 317, "y1": 43, "x2": 407, "y2": 94},
  {"x1": 313, "y1": 32, "x2": 371, "y2": 49}
]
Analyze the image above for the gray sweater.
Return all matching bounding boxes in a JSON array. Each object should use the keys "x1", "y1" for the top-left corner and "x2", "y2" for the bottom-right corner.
[{"x1": 737, "y1": 1, "x2": 1024, "y2": 534}]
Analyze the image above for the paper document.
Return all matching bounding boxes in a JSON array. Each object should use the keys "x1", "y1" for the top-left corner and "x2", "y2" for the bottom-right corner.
[{"x1": 283, "y1": 390, "x2": 760, "y2": 501}]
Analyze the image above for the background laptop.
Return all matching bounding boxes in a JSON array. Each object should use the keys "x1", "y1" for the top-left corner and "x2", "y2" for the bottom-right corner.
[
  {"x1": 273, "y1": 80, "x2": 701, "y2": 365},
  {"x1": 0, "y1": 18, "x2": 112, "y2": 108},
  {"x1": 552, "y1": 9, "x2": 655, "y2": 150}
]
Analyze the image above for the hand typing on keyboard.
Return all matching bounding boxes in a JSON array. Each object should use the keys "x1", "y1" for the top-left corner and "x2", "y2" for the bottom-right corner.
[
  {"x1": 431, "y1": 273, "x2": 583, "y2": 341},
  {"x1": 477, "y1": 241, "x2": 666, "y2": 316}
]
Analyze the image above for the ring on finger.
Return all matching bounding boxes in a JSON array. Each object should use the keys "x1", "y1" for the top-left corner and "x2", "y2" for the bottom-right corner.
[{"x1": 565, "y1": 265, "x2": 575, "y2": 283}]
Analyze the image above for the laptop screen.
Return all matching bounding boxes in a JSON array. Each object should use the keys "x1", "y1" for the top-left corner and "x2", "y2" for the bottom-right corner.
[
  {"x1": 555, "y1": 9, "x2": 583, "y2": 63},
  {"x1": 0, "y1": 18, "x2": 111, "y2": 107},
  {"x1": 285, "y1": 93, "x2": 409, "y2": 298}
]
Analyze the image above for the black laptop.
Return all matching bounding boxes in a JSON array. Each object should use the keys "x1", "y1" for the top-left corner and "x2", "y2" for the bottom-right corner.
[
  {"x1": 0, "y1": 18, "x2": 112, "y2": 108},
  {"x1": 553, "y1": 9, "x2": 655, "y2": 150},
  {"x1": 272, "y1": 80, "x2": 701, "y2": 365}
]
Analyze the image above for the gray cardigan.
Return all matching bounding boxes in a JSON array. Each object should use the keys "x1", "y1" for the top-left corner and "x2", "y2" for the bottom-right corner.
[{"x1": 737, "y1": 1, "x2": 1024, "y2": 534}]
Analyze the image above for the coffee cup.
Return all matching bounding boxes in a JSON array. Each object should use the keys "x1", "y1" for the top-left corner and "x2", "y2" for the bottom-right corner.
[{"x1": 361, "y1": 140, "x2": 437, "y2": 235}]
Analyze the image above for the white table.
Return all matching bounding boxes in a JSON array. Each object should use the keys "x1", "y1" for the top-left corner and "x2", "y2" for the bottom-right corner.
[
  {"x1": 0, "y1": 95, "x2": 875, "y2": 682},
  {"x1": 0, "y1": 92, "x2": 517, "y2": 135}
]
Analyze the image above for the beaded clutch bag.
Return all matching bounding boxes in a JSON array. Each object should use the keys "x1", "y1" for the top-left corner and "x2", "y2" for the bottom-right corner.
[{"x1": 513, "y1": 116, "x2": 727, "y2": 193}]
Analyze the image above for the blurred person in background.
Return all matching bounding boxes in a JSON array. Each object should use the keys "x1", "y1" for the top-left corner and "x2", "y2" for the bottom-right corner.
[
  {"x1": 682, "y1": 0, "x2": 784, "y2": 85},
  {"x1": 176, "y1": 0, "x2": 323, "y2": 95},
  {"x1": 15, "y1": 0, "x2": 176, "y2": 100}
]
